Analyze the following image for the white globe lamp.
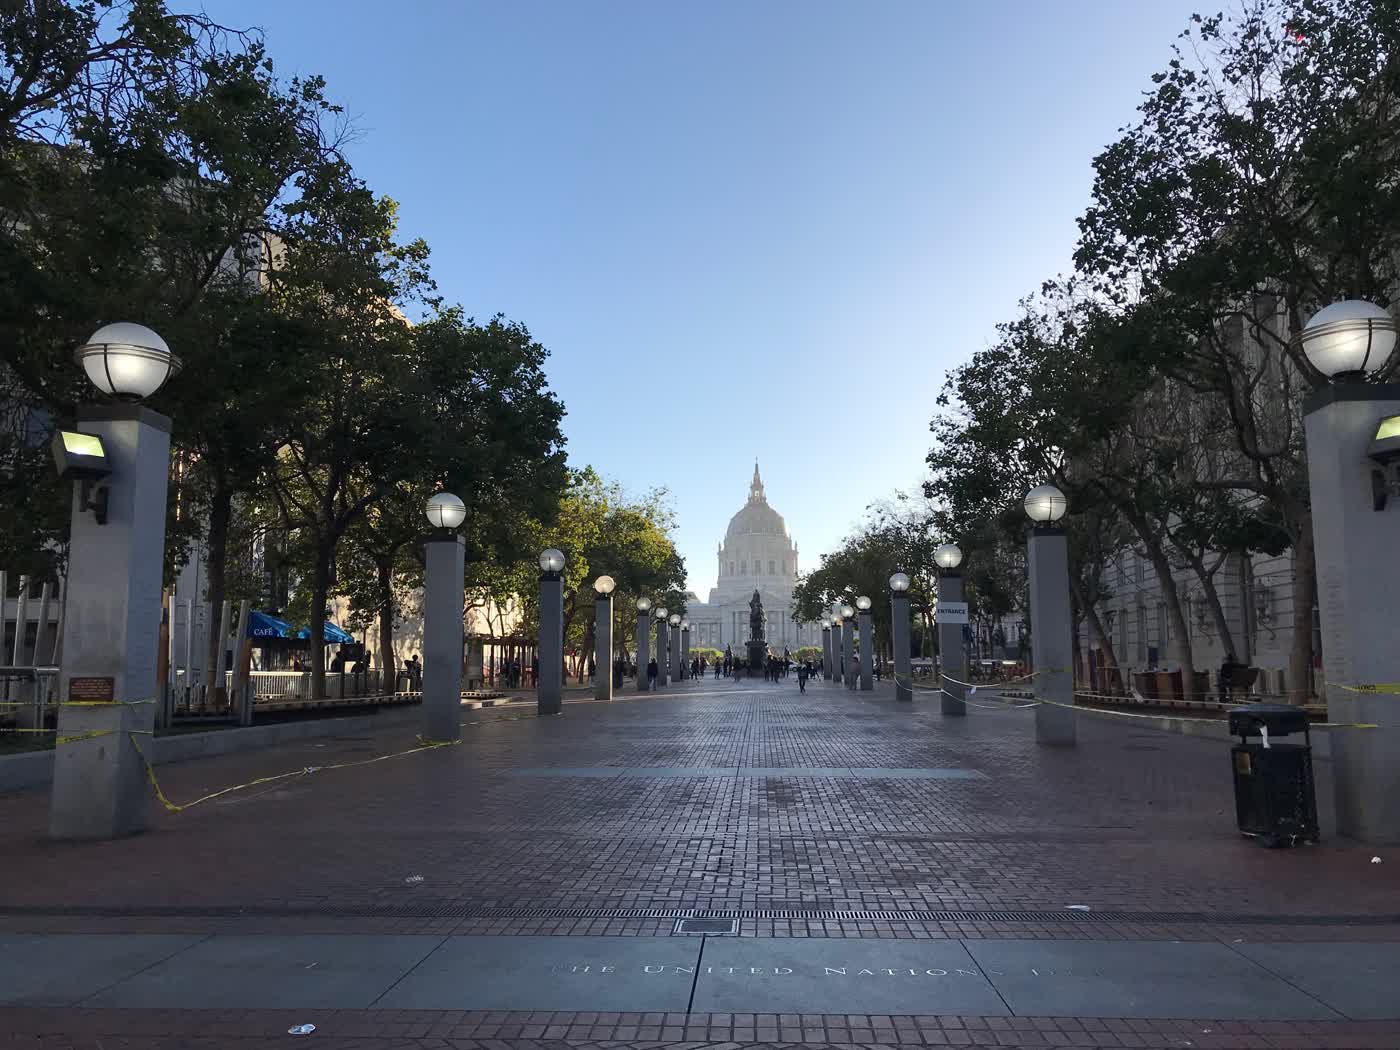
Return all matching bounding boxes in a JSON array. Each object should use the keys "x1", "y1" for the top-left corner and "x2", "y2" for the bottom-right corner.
[
  {"x1": 425, "y1": 492, "x2": 466, "y2": 530},
  {"x1": 1024, "y1": 483, "x2": 1069, "y2": 524},
  {"x1": 1301, "y1": 300, "x2": 1397, "y2": 378},
  {"x1": 76, "y1": 323, "x2": 182, "y2": 402}
]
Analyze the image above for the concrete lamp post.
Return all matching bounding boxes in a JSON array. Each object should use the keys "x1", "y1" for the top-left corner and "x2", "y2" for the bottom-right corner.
[
  {"x1": 593, "y1": 575, "x2": 615, "y2": 702},
  {"x1": 537, "y1": 548, "x2": 566, "y2": 716},
  {"x1": 856, "y1": 595, "x2": 874, "y2": 691},
  {"x1": 680, "y1": 619, "x2": 690, "y2": 680},
  {"x1": 1298, "y1": 299, "x2": 1400, "y2": 843},
  {"x1": 890, "y1": 572, "x2": 913, "y2": 702},
  {"x1": 654, "y1": 607, "x2": 669, "y2": 688},
  {"x1": 635, "y1": 597, "x2": 652, "y2": 691},
  {"x1": 1024, "y1": 483, "x2": 1075, "y2": 745},
  {"x1": 840, "y1": 603, "x2": 856, "y2": 689},
  {"x1": 668, "y1": 613, "x2": 683, "y2": 682},
  {"x1": 821, "y1": 618, "x2": 833, "y2": 681},
  {"x1": 50, "y1": 323, "x2": 181, "y2": 839},
  {"x1": 934, "y1": 543, "x2": 967, "y2": 717},
  {"x1": 829, "y1": 606, "x2": 843, "y2": 684},
  {"x1": 422, "y1": 493, "x2": 467, "y2": 743}
]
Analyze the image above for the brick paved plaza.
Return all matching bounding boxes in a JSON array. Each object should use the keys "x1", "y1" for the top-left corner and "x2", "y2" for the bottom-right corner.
[{"x1": 1, "y1": 677, "x2": 1398, "y2": 1048}]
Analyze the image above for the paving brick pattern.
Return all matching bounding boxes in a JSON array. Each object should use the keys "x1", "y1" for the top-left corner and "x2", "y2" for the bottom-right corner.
[
  {"x1": 2, "y1": 679, "x2": 1399, "y2": 1047},
  {"x1": 6, "y1": 1008, "x2": 1400, "y2": 1048}
]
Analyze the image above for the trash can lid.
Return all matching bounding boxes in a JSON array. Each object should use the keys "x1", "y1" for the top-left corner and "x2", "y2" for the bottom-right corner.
[{"x1": 1227, "y1": 702, "x2": 1310, "y2": 737}]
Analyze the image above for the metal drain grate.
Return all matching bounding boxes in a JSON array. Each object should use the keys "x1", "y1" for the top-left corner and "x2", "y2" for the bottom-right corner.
[
  {"x1": 2, "y1": 901, "x2": 1397, "y2": 927},
  {"x1": 674, "y1": 917, "x2": 739, "y2": 935}
]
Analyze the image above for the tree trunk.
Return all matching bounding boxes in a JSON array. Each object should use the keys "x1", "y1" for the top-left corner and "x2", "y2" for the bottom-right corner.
[
  {"x1": 580, "y1": 619, "x2": 595, "y2": 684},
  {"x1": 376, "y1": 557, "x2": 395, "y2": 688},
  {"x1": 203, "y1": 480, "x2": 232, "y2": 691},
  {"x1": 309, "y1": 547, "x2": 332, "y2": 700},
  {"x1": 1141, "y1": 539, "x2": 1197, "y2": 698},
  {"x1": 1288, "y1": 511, "x2": 1317, "y2": 703},
  {"x1": 1073, "y1": 577, "x2": 1121, "y2": 693},
  {"x1": 1189, "y1": 555, "x2": 1237, "y2": 658},
  {"x1": 1125, "y1": 511, "x2": 1198, "y2": 698}
]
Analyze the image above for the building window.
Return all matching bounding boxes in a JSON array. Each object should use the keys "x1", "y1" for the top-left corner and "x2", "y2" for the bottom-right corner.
[
  {"x1": 740, "y1": 560, "x2": 746, "y2": 575},
  {"x1": 768, "y1": 560, "x2": 775, "y2": 575},
  {"x1": 728, "y1": 562, "x2": 734, "y2": 576},
  {"x1": 781, "y1": 560, "x2": 787, "y2": 575}
]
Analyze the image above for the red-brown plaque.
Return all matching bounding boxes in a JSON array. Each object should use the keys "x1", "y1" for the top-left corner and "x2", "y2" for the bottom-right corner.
[{"x1": 68, "y1": 676, "x2": 115, "y2": 702}]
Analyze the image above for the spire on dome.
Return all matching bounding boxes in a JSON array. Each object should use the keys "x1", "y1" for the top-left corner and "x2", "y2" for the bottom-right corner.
[{"x1": 749, "y1": 460, "x2": 765, "y2": 503}]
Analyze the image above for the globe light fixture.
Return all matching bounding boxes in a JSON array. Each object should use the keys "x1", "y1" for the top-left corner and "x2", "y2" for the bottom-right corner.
[
  {"x1": 1024, "y1": 483, "x2": 1069, "y2": 524},
  {"x1": 680, "y1": 618, "x2": 689, "y2": 630},
  {"x1": 889, "y1": 572, "x2": 911, "y2": 592},
  {"x1": 934, "y1": 543, "x2": 963, "y2": 570},
  {"x1": 1300, "y1": 300, "x2": 1398, "y2": 378},
  {"x1": 425, "y1": 492, "x2": 466, "y2": 530},
  {"x1": 655, "y1": 606, "x2": 668, "y2": 621},
  {"x1": 593, "y1": 575, "x2": 616, "y2": 595},
  {"x1": 668, "y1": 613, "x2": 681, "y2": 627},
  {"x1": 75, "y1": 323, "x2": 182, "y2": 402},
  {"x1": 538, "y1": 548, "x2": 565, "y2": 574},
  {"x1": 855, "y1": 595, "x2": 872, "y2": 611},
  {"x1": 822, "y1": 616, "x2": 832, "y2": 628},
  {"x1": 840, "y1": 603, "x2": 854, "y2": 619},
  {"x1": 636, "y1": 596, "x2": 652, "y2": 613}
]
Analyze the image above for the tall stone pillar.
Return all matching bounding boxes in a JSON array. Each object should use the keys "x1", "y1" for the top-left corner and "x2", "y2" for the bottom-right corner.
[
  {"x1": 422, "y1": 533, "x2": 465, "y2": 742},
  {"x1": 1304, "y1": 383, "x2": 1400, "y2": 842},
  {"x1": 822, "y1": 627, "x2": 833, "y2": 681},
  {"x1": 938, "y1": 571, "x2": 966, "y2": 717},
  {"x1": 51, "y1": 406, "x2": 169, "y2": 840},
  {"x1": 656, "y1": 619, "x2": 669, "y2": 687},
  {"x1": 680, "y1": 626, "x2": 690, "y2": 679},
  {"x1": 1028, "y1": 527, "x2": 1075, "y2": 745},
  {"x1": 892, "y1": 594, "x2": 912, "y2": 702},
  {"x1": 842, "y1": 620, "x2": 855, "y2": 689},
  {"x1": 636, "y1": 611, "x2": 650, "y2": 691},
  {"x1": 537, "y1": 570, "x2": 564, "y2": 716},
  {"x1": 594, "y1": 593, "x2": 613, "y2": 702},
  {"x1": 859, "y1": 609, "x2": 874, "y2": 691}
]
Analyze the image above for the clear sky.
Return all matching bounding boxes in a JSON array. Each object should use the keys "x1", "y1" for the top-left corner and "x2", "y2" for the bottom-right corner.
[{"x1": 188, "y1": 0, "x2": 1201, "y2": 598}]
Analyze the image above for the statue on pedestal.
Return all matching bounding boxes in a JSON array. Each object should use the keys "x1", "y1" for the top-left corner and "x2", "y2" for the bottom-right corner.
[{"x1": 747, "y1": 590, "x2": 767, "y2": 671}]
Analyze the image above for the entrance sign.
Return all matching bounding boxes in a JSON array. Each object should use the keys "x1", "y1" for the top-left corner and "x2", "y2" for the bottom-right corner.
[{"x1": 935, "y1": 601, "x2": 969, "y2": 624}]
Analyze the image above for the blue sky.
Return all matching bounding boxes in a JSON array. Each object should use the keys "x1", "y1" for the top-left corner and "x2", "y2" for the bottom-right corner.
[{"x1": 191, "y1": 0, "x2": 1201, "y2": 598}]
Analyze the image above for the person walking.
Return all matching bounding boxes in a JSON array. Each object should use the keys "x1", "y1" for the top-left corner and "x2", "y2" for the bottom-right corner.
[
  {"x1": 647, "y1": 657, "x2": 658, "y2": 690},
  {"x1": 797, "y1": 660, "x2": 808, "y2": 693}
]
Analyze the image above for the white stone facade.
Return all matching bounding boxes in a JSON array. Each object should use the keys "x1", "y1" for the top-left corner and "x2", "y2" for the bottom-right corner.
[{"x1": 683, "y1": 464, "x2": 820, "y2": 652}]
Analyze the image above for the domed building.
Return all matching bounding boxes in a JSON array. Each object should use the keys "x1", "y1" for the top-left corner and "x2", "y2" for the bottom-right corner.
[{"x1": 684, "y1": 463, "x2": 818, "y2": 652}]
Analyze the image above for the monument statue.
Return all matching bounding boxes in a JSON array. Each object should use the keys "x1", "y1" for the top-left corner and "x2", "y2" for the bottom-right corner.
[
  {"x1": 746, "y1": 590, "x2": 767, "y2": 671},
  {"x1": 748, "y1": 590, "x2": 766, "y2": 642}
]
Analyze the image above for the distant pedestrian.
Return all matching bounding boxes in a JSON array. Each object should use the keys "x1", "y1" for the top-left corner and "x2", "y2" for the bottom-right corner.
[
  {"x1": 647, "y1": 658, "x2": 658, "y2": 690},
  {"x1": 797, "y1": 661, "x2": 808, "y2": 693}
]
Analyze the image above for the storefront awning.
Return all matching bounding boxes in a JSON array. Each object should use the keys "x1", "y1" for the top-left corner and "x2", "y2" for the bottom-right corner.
[{"x1": 246, "y1": 611, "x2": 354, "y2": 645}]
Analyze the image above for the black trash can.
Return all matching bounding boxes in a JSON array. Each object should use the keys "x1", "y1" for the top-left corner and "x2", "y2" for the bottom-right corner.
[{"x1": 1228, "y1": 702, "x2": 1319, "y2": 847}]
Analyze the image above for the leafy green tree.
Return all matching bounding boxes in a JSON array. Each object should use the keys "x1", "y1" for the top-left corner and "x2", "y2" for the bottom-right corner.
[{"x1": 1074, "y1": 0, "x2": 1400, "y2": 693}]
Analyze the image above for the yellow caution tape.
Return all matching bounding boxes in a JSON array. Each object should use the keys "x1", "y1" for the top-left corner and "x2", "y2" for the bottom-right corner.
[
  {"x1": 1035, "y1": 692, "x2": 1378, "y2": 730},
  {"x1": 890, "y1": 674, "x2": 1379, "y2": 730},
  {"x1": 128, "y1": 732, "x2": 463, "y2": 815},
  {"x1": 1331, "y1": 682, "x2": 1400, "y2": 695},
  {"x1": 55, "y1": 729, "x2": 117, "y2": 745}
]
